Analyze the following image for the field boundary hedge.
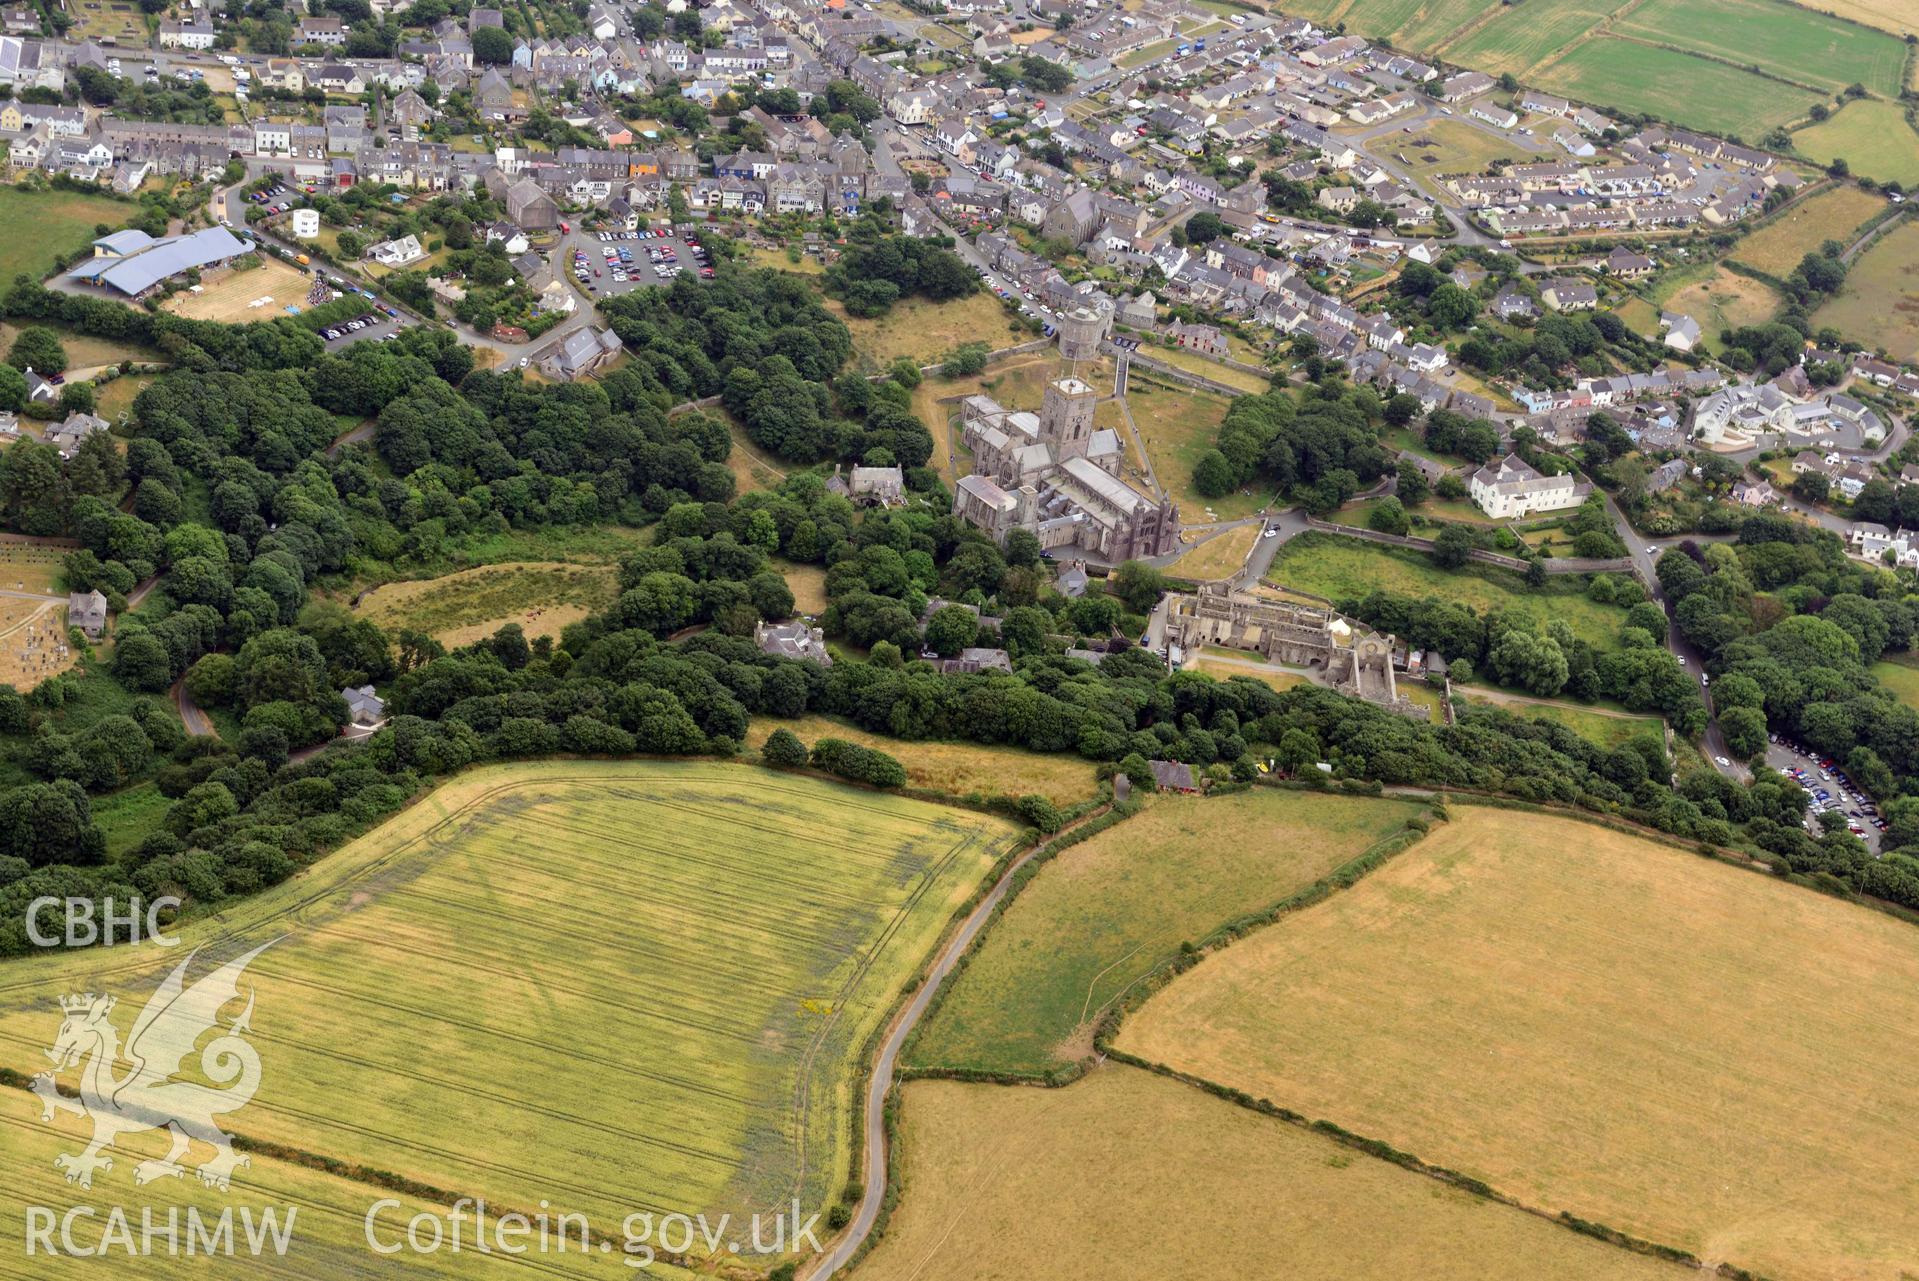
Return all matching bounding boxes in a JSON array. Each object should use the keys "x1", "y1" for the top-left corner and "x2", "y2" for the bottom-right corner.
[{"x1": 837, "y1": 795, "x2": 1123, "y2": 1272}]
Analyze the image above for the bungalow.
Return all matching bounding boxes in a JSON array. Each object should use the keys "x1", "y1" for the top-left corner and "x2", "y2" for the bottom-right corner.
[{"x1": 1540, "y1": 278, "x2": 1598, "y2": 312}]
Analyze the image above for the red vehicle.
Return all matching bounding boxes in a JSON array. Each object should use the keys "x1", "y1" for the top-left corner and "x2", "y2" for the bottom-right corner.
[{"x1": 559, "y1": 221, "x2": 571, "y2": 233}]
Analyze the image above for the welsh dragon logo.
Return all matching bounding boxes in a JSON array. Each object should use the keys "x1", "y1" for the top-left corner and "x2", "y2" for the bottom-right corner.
[{"x1": 31, "y1": 942, "x2": 275, "y2": 1193}]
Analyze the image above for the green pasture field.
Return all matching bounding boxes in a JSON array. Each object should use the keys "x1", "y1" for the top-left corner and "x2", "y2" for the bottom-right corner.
[
  {"x1": 0, "y1": 761, "x2": 1020, "y2": 1268},
  {"x1": 1812, "y1": 217, "x2": 1919, "y2": 361},
  {"x1": 1532, "y1": 37, "x2": 1823, "y2": 137},
  {"x1": 1730, "y1": 185, "x2": 1890, "y2": 275},
  {"x1": 1616, "y1": 0, "x2": 1907, "y2": 97},
  {"x1": 1265, "y1": 533, "x2": 1631, "y2": 650},
  {"x1": 1792, "y1": 99, "x2": 1919, "y2": 188},
  {"x1": 1441, "y1": 0, "x2": 1615, "y2": 78},
  {"x1": 906, "y1": 789, "x2": 1424, "y2": 1075}
]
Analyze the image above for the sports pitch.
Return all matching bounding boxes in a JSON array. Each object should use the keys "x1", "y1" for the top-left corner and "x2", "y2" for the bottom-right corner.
[
  {"x1": 0, "y1": 761, "x2": 1020, "y2": 1267},
  {"x1": 1117, "y1": 807, "x2": 1919, "y2": 1280}
]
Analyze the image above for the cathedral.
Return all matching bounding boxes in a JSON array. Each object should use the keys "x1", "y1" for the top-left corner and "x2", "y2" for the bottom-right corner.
[{"x1": 952, "y1": 376, "x2": 1179, "y2": 563}]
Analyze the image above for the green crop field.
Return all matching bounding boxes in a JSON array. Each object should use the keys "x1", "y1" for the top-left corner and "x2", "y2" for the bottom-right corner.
[
  {"x1": 1533, "y1": 38, "x2": 1822, "y2": 137},
  {"x1": 1265, "y1": 533, "x2": 1631, "y2": 650},
  {"x1": 1813, "y1": 217, "x2": 1919, "y2": 362},
  {"x1": 1442, "y1": 0, "x2": 1616, "y2": 78},
  {"x1": 1615, "y1": 0, "x2": 1907, "y2": 97},
  {"x1": 1282, "y1": 0, "x2": 1886, "y2": 136},
  {"x1": 0, "y1": 761, "x2": 1019, "y2": 1271},
  {"x1": 1792, "y1": 99, "x2": 1919, "y2": 188},
  {"x1": 906, "y1": 790, "x2": 1425, "y2": 1076},
  {"x1": 0, "y1": 187, "x2": 134, "y2": 284}
]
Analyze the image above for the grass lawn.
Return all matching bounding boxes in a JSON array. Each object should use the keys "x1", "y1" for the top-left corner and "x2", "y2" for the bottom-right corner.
[
  {"x1": 161, "y1": 257, "x2": 312, "y2": 324},
  {"x1": 1167, "y1": 523, "x2": 1258, "y2": 581},
  {"x1": 1392, "y1": 117, "x2": 1553, "y2": 188},
  {"x1": 861, "y1": 1070, "x2": 1682, "y2": 1281},
  {"x1": 1870, "y1": 654, "x2": 1919, "y2": 708},
  {"x1": 835, "y1": 291, "x2": 1026, "y2": 369},
  {"x1": 0, "y1": 761, "x2": 1019, "y2": 1258},
  {"x1": 0, "y1": 541, "x2": 66, "y2": 595},
  {"x1": 1534, "y1": 37, "x2": 1822, "y2": 137},
  {"x1": 1459, "y1": 693, "x2": 1663, "y2": 746},
  {"x1": 90, "y1": 372, "x2": 156, "y2": 425},
  {"x1": 1266, "y1": 533, "x2": 1629, "y2": 649},
  {"x1": 743, "y1": 715, "x2": 1098, "y2": 807},
  {"x1": 351, "y1": 560, "x2": 619, "y2": 648},
  {"x1": 1655, "y1": 265, "x2": 1781, "y2": 352},
  {"x1": 1142, "y1": 342, "x2": 1271, "y2": 393},
  {"x1": 1119, "y1": 376, "x2": 1250, "y2": 519},
  {"x1": 1792, "y1": 99, "x2": 1919, "y2": 188},
  {"x1": 748, "y1": 244, "x2": 825, "y2": 274},
  {"x1": 773, "y1": 557, "x2": 828, "y2": 614},
  {"x1": 1119, "y1": 35, "x2": 1178, "y2": 67},
  {"x1": 908, "y1": 789, "x2": 1425, "y2": 1075},
  {"x1": 1190, "y1": 651, "x2": 1314, "y2": 694},
  {"x1": 1731, "y1": 184, "x2": 1892, "y2": 275},
  {"x1": 1119, "y1": 807, "x2": 1919, "y2": 1281},
  {"x1": 0, "y1": 186, "x2": 129, "y2": 284},
  {"x1": 336, "y1": 522, "x2": 652, "y2": 591},
  {"x1": 1813, "y1": 218, "x2": 1919, "y2": 362}
]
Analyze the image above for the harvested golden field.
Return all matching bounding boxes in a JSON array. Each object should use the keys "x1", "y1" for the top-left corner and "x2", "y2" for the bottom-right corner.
[
  {"x1": 353, "y1": 560, "x2": 618, "y2": 646},
  {"x1": 1731, "y1": 185, "x2": 1890, "y2": 274},
  {"x1": 858, "y1": 1070, "x2": 1686, "y2": 1281},
  {"x1": 745, "y1": 716, "x2": 1096, "y2": 807},
  {"x1": 909, "y1": 790, "x2": 1424, "y2": 1074},
  {"x1": 1780, "y1": 0, "x2": 1914, "y2": 41},
  {"x1": 1119, "y1": 808, "x2": 1919, "y2": 1280},
  {"x1": 0, "y1": 761, "x2": 1017, "y2": 1262},
  {"x1": 1166, "y1": 523, "x2": 1256, "y2": 581}
]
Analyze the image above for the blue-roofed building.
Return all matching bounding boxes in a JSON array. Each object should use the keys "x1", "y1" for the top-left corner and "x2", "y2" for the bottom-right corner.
[{"x1": 66, "y1": 226, "x2": 253, "y2": 299}]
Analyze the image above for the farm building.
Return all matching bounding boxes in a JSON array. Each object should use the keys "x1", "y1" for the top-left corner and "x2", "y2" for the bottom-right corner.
[
  {"x1": 65, "y1": 226, "x2": 253, "y2": 299},
  {"x1": 1148, "y1": 760, "x2": 1198, "y2": 792}
]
